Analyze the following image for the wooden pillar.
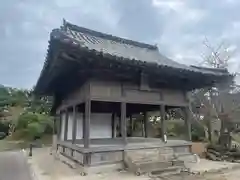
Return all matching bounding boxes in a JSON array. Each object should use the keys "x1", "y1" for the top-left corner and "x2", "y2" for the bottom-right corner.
[
  {"x1": 72, "y1": 106, "x2": 77, "y2": 144},
  {"x1": 144, "y1": 112, "x2": 148, "y2": 138},
  {"x1": 53, "y1": 114, "x2": 58, "y2": 151},
  {"x1": 183, "y1": 106, "x2": 192, "y2": 141},
  {"x1": 129, "y1": 115, "x2": 133, "y2": 137},
  {"x1": 83, "y1": 100, "x2": 91, "y2": 148},
  {"x1": 121, "y1": 102, "x2": 127, "y2": 143},
  {"x1": 64, "y1": 110, "x2": 69, "y2": 141},
  {"x1": 111, "y1": 113, "x2": 116, "y2": 138},
  {"x1": 160, "y1": 105, "x2": 166, "y2": 142},
  {"x1": 57, "y1": 112, "x2": 62, "y2": 140}
]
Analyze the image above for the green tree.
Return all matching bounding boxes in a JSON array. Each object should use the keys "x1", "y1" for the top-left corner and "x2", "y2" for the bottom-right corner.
[
  {"x1": 16, "y1": 112, "x2": 53, "y2": 140},
  {"x1": 0, "y1": 85, "x2": 53, "y2": 139}
]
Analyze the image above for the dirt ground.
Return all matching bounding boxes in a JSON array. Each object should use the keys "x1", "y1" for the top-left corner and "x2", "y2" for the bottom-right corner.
[
  {"x1": 164, "y1": 169, "x2": 240, "y2": 180},
  {"x1": 26, "y1": 148, "x2": 240, "y2": 180},
  {"x1": 191, "y1": 142, "x2": 207, "y2": 158}
]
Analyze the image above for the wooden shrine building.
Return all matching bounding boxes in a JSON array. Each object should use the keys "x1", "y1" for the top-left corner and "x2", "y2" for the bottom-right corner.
[{"x1": 35, "y1": 20, "x2": 231, "y2": 173}]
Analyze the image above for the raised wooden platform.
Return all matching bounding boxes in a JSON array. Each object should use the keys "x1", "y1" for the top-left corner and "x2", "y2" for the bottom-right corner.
[{"x1": 56, "y1": 138, "x2": 196, "y2": 175}]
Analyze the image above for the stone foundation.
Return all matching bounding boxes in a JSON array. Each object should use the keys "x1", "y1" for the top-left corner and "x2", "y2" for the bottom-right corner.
[{"x1": 56, "y1": 139, "x2": 196, "y2": 175}]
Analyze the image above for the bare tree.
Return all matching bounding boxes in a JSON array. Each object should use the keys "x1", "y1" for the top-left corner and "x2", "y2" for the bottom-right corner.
[{"x1": 190, "y1": 38, "x2": 239, "y2": 147}]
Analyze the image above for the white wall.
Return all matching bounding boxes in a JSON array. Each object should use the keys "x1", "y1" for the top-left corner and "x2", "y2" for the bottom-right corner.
[
  {"x1": 90, "y1": 113, "x2": 112, "y2": 138},
  {"x1": 67, "y1": 112, "x2": 73, "y2": 140},
  {"x1": 76, "y1": 113, "x2": 83, "y2": 139},
  {"x1": 60, "y1": 113, "x2": 66, "y2": 140},
  {"x1": 62, "y1": 112, "x2": 112, "y2": 140}
]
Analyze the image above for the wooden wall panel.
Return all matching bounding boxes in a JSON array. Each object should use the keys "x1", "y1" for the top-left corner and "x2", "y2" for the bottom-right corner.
[
  {"x1": 125, "y1": 89, "x2": 161, "y2": 101},
  {"x1": 90, "y1": 80, "x2": 122, "y2": 98},
  {"x1": 57, "y1": 80, "x2": 188, "y2": 109},
  {"x1": 162, "y1": 89, "x2": 186, "y2": 105}
]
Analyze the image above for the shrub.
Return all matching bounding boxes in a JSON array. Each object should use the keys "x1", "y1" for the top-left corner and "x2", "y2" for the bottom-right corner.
[
  {"x1": 0, "y1": 132, "x2": 6, "y2": 140},
  {"x1": 15, "y1": 112, "x2": 53, "y2": 140},
  {"x1": 0, "y1": 121, "x2": 10, "y2": 135}
]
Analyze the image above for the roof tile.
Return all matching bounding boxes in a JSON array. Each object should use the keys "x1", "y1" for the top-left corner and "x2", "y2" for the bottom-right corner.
[{"x1": 57, "y1": 20, "x2": 230, "y2": 76}]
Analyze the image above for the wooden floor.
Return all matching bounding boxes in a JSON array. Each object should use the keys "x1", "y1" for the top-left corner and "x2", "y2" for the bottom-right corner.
[
  {"x1": 57, "y1": 137, "x2": 192, "y2": 153},
  {"x1": 73, "y1": 138, "x2": 192, "y2": 152}
]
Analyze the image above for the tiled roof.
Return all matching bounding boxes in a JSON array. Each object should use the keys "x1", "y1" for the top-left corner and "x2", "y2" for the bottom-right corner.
[{"x1": 53, "y1": 20, "x2": 229, "y2": 76}]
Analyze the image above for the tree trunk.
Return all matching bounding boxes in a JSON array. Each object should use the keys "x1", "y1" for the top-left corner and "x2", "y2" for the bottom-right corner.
[{"x1": 207, "y1": 118, "x2": 212, "y2": 142}]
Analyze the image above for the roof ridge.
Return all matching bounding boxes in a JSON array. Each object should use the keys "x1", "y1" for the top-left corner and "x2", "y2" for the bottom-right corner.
[
  {"x1": 62, "y1": 19, "x2": 158, "y2": 50},
  {"x1": 190, "y1": 65, "x2": 229, "y2": 73}
]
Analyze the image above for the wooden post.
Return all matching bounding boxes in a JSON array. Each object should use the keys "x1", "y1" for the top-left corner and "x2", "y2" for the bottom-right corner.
[
  {"x1": 72, "y1": 106, "x2": 77, "y2": 144},
  {"x1": 160, "y1": 105, "x2": 166, "y2": 142},
  {"x1": 114, "y1": 114, "x2": 118, "y2": 138},
  {"x1": 64, "y1": 110, "x2": 69, "y2": 141},
  {"x1": 129, "y1": 115, "x2": 133, "y2": 137},
  {"x1": 111, "y1": 113, "x2": 115, "y2": 138},
  {"x1": 121, "y1": 102, "x2": 127, "y2": 144},
  {"x1": 144, "y1": 112, "x2": 148, "y2": 138},
  {"x1": 183, "y1": 107, "x2": 192, "y2": 141},
  {"x1": 57, "y1": 112, "x2": 62, "y2": 140},
  {"x1": 83, "y1": 100, "x2": 91, "y2": 148}
]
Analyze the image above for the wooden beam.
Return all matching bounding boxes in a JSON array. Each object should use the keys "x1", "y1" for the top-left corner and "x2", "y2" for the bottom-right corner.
[
  {"x1": 64, "y1": 110, "x2": 69, "y2": 141},
  {"x1": 72, "y1": 106, "x2": 77, "y2": 144},
  {"x1": 121, "y1": 102, "x2": 127, "y2": 143},
  {"x1": 83, "y1": 100, "x2": 91, "y2": 148}
]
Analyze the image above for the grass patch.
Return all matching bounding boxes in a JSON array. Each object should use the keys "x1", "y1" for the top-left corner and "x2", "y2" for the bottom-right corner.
[
  {"x1": 0, "y1": 134, "x2": 52, "y2": 152},
  {"x1": 0, "y1": 140, "x2": 27, "y2": 151}
]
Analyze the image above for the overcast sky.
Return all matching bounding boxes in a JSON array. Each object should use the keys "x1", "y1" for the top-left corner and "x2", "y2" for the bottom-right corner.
[{"x1": 0, "y1": 0, "x2": 240, "y2": 89}]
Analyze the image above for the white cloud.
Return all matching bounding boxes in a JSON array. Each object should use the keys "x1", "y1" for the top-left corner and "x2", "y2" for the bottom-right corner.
[
  {"x1": 224, "y1": 0, "x2": 240, "y2": 5},
  {"x1": 1, "y1": 0, "x2": 240, "y2": 88},
  {"x1": 152, "y1": 0, "x2": 184, "y2": 12},
  {"x1": 153, "y1": 0, "x2": 205, "y2": 22}
]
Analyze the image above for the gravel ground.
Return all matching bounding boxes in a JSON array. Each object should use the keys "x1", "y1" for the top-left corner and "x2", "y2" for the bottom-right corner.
[
  {"x1": 27, "y1": 147, "x2": 240, "y2": 180},
  {"x1": 0, "y1": 151, "x2": 32, "y2": 180}
]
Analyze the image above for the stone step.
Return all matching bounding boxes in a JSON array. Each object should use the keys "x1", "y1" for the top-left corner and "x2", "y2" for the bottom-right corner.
[
  {"x1": 124, "y1": 147, "x2": 175, "y2": 163},
  {"x1": 136, "y1": 161, "x2": 172, "y2": 170},
  {"x1": 176, "y1": 153, "x2": 200, "y2": 163},
  {"x1": 172, "y1": 160, "x2": 185, "y2": 166},
  {"x1": 125, "y1": 156, "x2": 185, "y2": 175},
  {"x1": 124, "y1": 148, "x2": 187, "y2": 175},
  {"x1": 149, "y1": 166, "x2": 183, "y2": 177},
  {"x1": 133, "y1": 159, "x2": 184, "y2": 166}
]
